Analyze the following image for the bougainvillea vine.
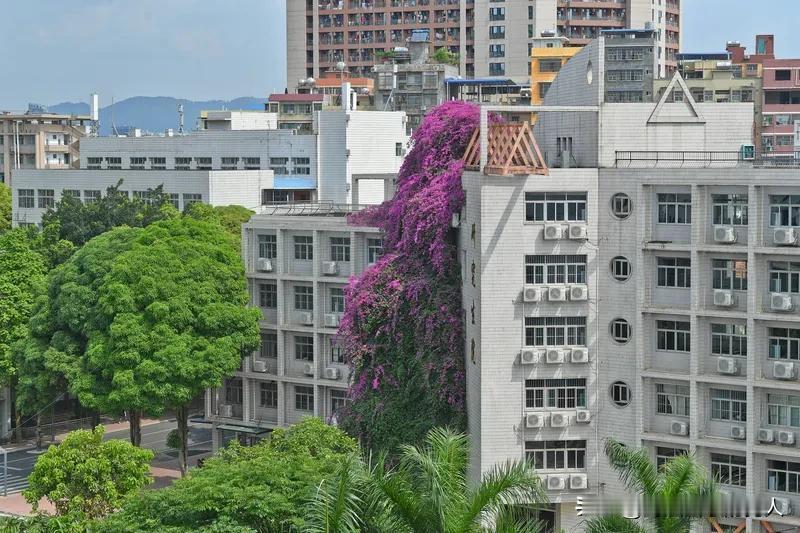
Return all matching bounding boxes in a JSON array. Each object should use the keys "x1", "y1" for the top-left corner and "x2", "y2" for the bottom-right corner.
[{"x1": 338, "y1": 101, "x2": 482, "y2": 451}]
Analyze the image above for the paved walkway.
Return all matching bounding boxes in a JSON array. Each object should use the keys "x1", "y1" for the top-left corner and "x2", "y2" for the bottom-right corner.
[{"x1": 3, "y1": 417, "x2": 163, "y2": 453}]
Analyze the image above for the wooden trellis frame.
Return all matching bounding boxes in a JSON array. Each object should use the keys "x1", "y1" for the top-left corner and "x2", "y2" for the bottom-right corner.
[{"x1": 463, "y1": 122, "x2": 548, "y2": 176}]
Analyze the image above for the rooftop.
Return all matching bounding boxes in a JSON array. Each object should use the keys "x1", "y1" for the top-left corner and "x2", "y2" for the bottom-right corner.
[
  {"x1": 253, "y1": 202, "x2": 369, "y2": 217},
  {"x1": 268, "y1": 93, "x2": 324, "y2": 103}
]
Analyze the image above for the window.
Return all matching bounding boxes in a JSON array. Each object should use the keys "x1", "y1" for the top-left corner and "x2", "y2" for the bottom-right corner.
[
  {"x1": 769, "y1": 327, "x2": 800, "y2": 360},
  {"x1": 610, "y1": 381, "x2": 631, "y2": 407},
  {"x1": 712, "y1": 194, "x2": 748, "y2": 226},
  {"x1": 711, "y1": 324, "x2": 747, "y2": 357},
  {"x1": 710, "y1": 389, "x2": 747, "y2": 422},
  {"x1": 525, "y1": 440, "x2": 586, "y2": 471},
  {"x1": 768, "y1": 460, "x2": 800, "y2": 494},
  {"x1": 62, "y1": 190, "x2": 80, "y2": 200},
  {"x1": 294, "y1": 285, "x2": 313, "y2": 311},
  {"x1": 489, "y1": 25, "x2": 505, "y2": 39},
  {"x1": 611, "y1": 256, "x2": 632, "y2": 282},
  {"x1": 83, "y1": 190, "x2": 101, "y2": 204},
  {"x1": 258, "y1": 234, "x2": 277, "y2": 259},
  {"x1": 538, "y1": 82, "x2": 551, "y2": 100},
  {"x1": 37, "y1": 189, "x2": 55, "y2": 209},
  {"x1": 330, "y1": 287, "x2": 345, "y2": 313},
  {"x1": 244, "y1": 157, "x2": 261, "y2": 169},
  {"x1": 183, "y1": 193, "x2": 202, "y2": 206},
  {"x1": 611, "y1": 193, "x2": 632, "y2": 219},
  {"x1": 295, "y1": 335, "x2": 314, "y2": 361},
  {"x1": 330, "y1": 339, "x2": 345, "y2": 364},
  {"x1": 367, "y1": 238, "x2": 383, "y2": 264},
  {"x1": 87, "y1": 157, "x2": 102, "y2": 169},
  {"x1": 656, "y1": 383, "x2": 690, "y2": 417},
  {"x1": 294, "y1": 235, "x2": 313, "y2": 260},
  {"x1": 133, "y1": 190, "x2": 154, "y2": 205},
  {"x1": 657, "y1": 320, "x2": 691, "y2": 352},
  {"x1": 395, "y1": 143, "x2": 404, "y2": 157},
  {"x1": 331, "y1": 389, "x2": 348, "y2": 413},
  {"x1": 657, "y1": 257, "x2": 691, "y2": 288},
  {"x1": 776, "y1": 69, "x2": 792, "y2": 81},
  {"x1": 292, "y1": 157, "x2": 311, "y2": 175},
  {"x1": 225, "y1": 378, "x2": 243, "y2": 404},
  {"x1": 769, "y1": 195, "x2": 800, "y2": 227},
  {"x1": 130, "y1": 157, "x2": 146, "y2": 169},
  {"x1": 260, "y1": 381, "x2": 278, "y2": 408},
  {"x1": 259, "y1": 282, "x2": 277, "y2": 309},
  {"x1": 489, "y1": 63, "x2": 505, "y2": 76},
  {"x1": 712, "y1": 259, "x2": 748, "y2": 291},
  {"x1": 711, "y1": 454, "x2": 746, "y2": 487},
  {"x1": 18, "y1": 189, "x2": 34, "y2": 208},
  {"x1": 525, "y1": 255, "x2": 587, "y2": 285},
  {"x1": 489, "y1": 6, "x2": 505, "y2": 20},
  {"x1": 767, "y1": 393, "x2": 800, "y2": 427},
  {"x1": 330, "y1": 237, "x2": 351, "y2": 262},
  {"x1": 525, "y1": 192, "x2": 587, "y2": 222},
  {"x1": 657, "y1": 193, "x2": 692, "y2": 224},
  {"x1": 106, "y1": 157, "x2": 122, "y2": 169},
  {"x1": 261, "y1": 332, "x2": 278, "y2": 359},
  {"x1": 539, "y1": 59, "x2": 562, "y2": 73},
  {"x1": 525, "y1": 378, "x2": 587, "y2": 409},
  {"x1": 489, "y1": 44, "x2": 505, "y2": 58},
  {"x1": 175, "y1": 157, "x2": 192, "y2": 170},
  {"x1": 195, "y1": 157, "x2": 212, "y2": 170},
  {"x1": 270, "y1": 157, "x2": 289, "y2": 174},
  {"x1": 295, "y1": 385, "x2": 314, "y2": 411},
  {"x1": 610, "y1": 318, "x2": 631, "y2": 344},
  {"x1": 525, "y1": 317, "x2": 586, "y2": 347},
  {"x1": 769, "y1": 261, "x2": 800, "y2": 293},
  {"x1": 656, "y1": 447, "x2": 687, "y2": 469},
  {"x1": 607, "y1": 70, "x2": 644, "y2": 82}
]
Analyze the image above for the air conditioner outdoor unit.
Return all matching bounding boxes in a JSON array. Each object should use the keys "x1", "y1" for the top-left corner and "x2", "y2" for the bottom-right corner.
[
  {"x1": 778, "y1": 430, "x2": 796, "y2": 445},
  {"x1": 771, "y1": 292, "x2": 793, "y2": 312},
  {"x1": 772, "y1": 497, "x2": 792, "y2": 516},
  {"x1": 548, "y1": 286, "x2": 567, "y2": 302},
  {"x1": 569, "y1": 473, "x2": 588, "y2": 490},
  {"x1": 570, "y1": 285, "x2": 589, "y2": 301},
  {"x1": 257, "y1": 258, "x2": 274, "y2": 272},
  {"x1": 324, "y1": 313, "x2": 340, "y2": 328},
  {"x1": 568, "y1": 224, "x2": 588, "y2": 240},
  {"x1": 730, "y1": 426, "x2": 746, "y2": 440},
  {"x1": 543, "y1": 224, "x2": 562, "y2": 240},
  {"x1": 303, "y1": 362, "x2": 315, "y2": 376},
  {"x1": 219, "y1": 404, "x2": 233, "y2": 418},
  {"x1": 717, "y1": 357, "x2": 738, "y2": 375},
  {"x1": 774, "y1": 227, "x2": 797, "y2": 245},
  {"x1": 324, "y1": 367, "x2": 340, "y2": 380},
  {"x1": 322, "y1": 261, "x2": 339, "y2": 275},
  {"x1": 713, "y1": 225, "x2": 736, "y2": 244},
  {"x1": 525, "y1": 412, "x2": 546, "y2": 429},
  {"x1": 252, "y1": 360, "x2": 267, "y2": 373},
  {"x1": 550, "y1": 412, "x2": 569, "y2": 427},
  {"x1": 523, "y1": 285, "x2": 544, "y2": 303},
  {"x1": 571, "y1": 347, "x2": 589, "y2": 363},
  {"x1": 546, "y1": 474, "x2": 567, "y2": 491},
  {"x1": 520, "y1": 349, "x2": 537, "y2": 365},
  {"x1": 576, "y1": 410, "x2": 591, "y2": 423},
  {"x1": 713, "y1": 289, "x2": 734, "y2": 307},
  {"x1": 774, "y1": 361, "x2": 796, "y2": 380},
  {"x1": 758, "y1": 428, "x2": 775, "y2": 443},
  {"x1": 546, "y1": 349, "x2": 565, "y2": 364},
  {"x1": 670, "y1": 421, "x2": 688, "y2": 436},
  {"x1": 298, "y1": 311, "x2": 314, "y2": 325}
]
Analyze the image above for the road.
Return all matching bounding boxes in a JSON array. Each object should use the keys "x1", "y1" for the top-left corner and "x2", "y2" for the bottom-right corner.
[{"x1": 0, "y1": 420, "x2": 212, "y2": 495}]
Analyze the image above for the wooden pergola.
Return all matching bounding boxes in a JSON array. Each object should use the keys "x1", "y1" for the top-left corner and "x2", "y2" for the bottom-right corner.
[{"x1": 463, "y1": 122, "x2": 548, "y2": 176}]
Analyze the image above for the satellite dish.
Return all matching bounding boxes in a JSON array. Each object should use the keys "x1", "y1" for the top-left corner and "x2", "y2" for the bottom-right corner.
[{"x1": 335, "y1": 61, "x2": 346, "y2": 72}]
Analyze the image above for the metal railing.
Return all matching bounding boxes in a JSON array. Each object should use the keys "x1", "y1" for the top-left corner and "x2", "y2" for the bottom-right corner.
[
  {"x1": 615, "y1": 150, "x2": 743, "y2": 168},
  {"x1": 256, "y1": 202, "x2": 371, "y2": 217}
]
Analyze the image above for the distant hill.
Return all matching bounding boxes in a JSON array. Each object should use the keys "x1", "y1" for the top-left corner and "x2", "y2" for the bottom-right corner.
[{"x1": 48, "y1": 96, "x2": 265, "y2": 136}]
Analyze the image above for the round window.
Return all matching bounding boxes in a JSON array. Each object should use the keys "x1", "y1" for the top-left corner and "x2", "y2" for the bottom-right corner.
[
  {"x1": 611, "y1": 256, "x2": 632, "y2": 282},
  {"x1": 610, "y1": 381, "x2": 631, "y2": 407},
  {"x1": 610, "y1": 318, "x2": 631, "y2": 344},
  {"x1": 611, "y1": 193, "x2": 633, "y2": 219}
]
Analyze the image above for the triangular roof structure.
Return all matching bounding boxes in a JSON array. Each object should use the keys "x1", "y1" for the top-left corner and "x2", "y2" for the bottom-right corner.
[{"x1": 647, "y1": 71, "x2": 705, "y2": 124}]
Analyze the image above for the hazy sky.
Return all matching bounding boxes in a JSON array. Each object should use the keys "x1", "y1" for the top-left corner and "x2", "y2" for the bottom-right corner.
[{"x1": 1, "y1": 0, "x2": 800, "y2": 109}]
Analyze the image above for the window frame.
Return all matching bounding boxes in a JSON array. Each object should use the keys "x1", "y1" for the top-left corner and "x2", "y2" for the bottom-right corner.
[
  {"x1": 767, "y1": 459, "x2": 800, "y2": 494},
  {"x1": 294, "y1": 285, "x2": 314, "y2": 311},
  {"x1": 525, "y1": 316, "x2": 587, "y2": 347},
  {"x1": 525, "y1": 254, "x2": 587, "y2": 285},
  {"x1": 710, "y1": 388, "x2": 747, "y2": 422},
  {"x1": 294, "y1": 235, "x2": 314, "y2": 261},
  {"x1": 259, "y1": 381, "x2": 278, "y2": 408},
  {"x1": 610, "y1": 381, "x2": 631, "y2": 407},
  {"x1": 711, "y1": 259, "x2": 748, "y2": 291},
  {"x1": 657, "y1": 193, "x2": 692, "y2": 225},
  {"x1": 711, "y1": 194, "x2": 748, "y2": 226},
  {"x1": 711, "y1": 453, "x2": 746, "y2": 487},
  {"x1": 295, "y1": 385, "x2": 314, "y2": 411},
  {"x1": 524, "y1": 440, "x2": 587, "y2": 472},
  {"x1": 655, "y1": 383, "x2": 690, "y2": 417},
  {"x1": 656, "y1": 257, "x2": 691, "y2": 288},
  {"x1": 610, "y1": 193, "x2": 633, "y2": 219},
  {"x1": 525, "y1": 378, "x2": 587, "y2": 410},
  {"x1": 767, "y1": 393, "x2": 800, "y2": 428},
  {"x1": 656, "y1": 320, "x2": 691, "y2": 353},
  {"x1": 258, "y1": 282, "x2": 277, "y2": 309},
  {"x1": 258, "y1": 234, "x2": 277, "y2": 260},
  {"x1": 330, "y1": 237, "x2": 351, "y2": 262},
  {"x1": 711, "y1": 323, "x2": 747, "y2": 357},
  {"x1": 524, "y1": 192, "x2": 587, "y2": 223}
]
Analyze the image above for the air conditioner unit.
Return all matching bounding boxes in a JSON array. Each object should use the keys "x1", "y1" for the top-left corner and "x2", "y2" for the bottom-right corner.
[
  {"x1": 523, "y1": 285, "x2": 544, "y2": 303},
  {"x1": 324, "y1": 367, "x2": 340, "y2": 380},
  {"x1": 570, "y1": 285, "x2": 589, "y2": 301},
  {"x1": 778, "y1": 430, "x2": 796, "y2": 445},
  {"x1": 758, "y1": 428, "x2": 775, "y2": 443},
  {"x1": 730, "y1": 425, "x2": 746, "y2": 440},
  {"x1": 550, "y1": 412, "x2": 569, "y2": 427},
  {"x1": 252, "y1": 360, "x2": 267, "y2": 373},
  {"x1": 548, "y1": 286, "x2": 567, "y2": 302},
  {"x1": 774, "y1": 227, "x2": 797, "y2": 245},
  {"x1": 525, "y1": 412, "x2": 547, "y2": 429},
  {"x1": 571, "y1": 347, "x2": 589, "y2": 363},
  {"x1": 772, "y1": 497, "x2": 792, "y2": 516},
  {"x1": 774, "y1": 361, "x2": 796, "y2": 380},
  {"x1": 546, "y1": 474, "x2": 567, "y2": 491},
  {"x1": 576, "y1": 410, "x2": 591, "y2": 423},
  {"x1": 771, "y1": 293, "x2": 793, "y2": 312},
  {"x1": 670, "y1": 421, "x2": 688, "y2": 436},
  {"x1": 568, "y1": 224, "x2": 588, "y2": 240},
  {"x1": 716, "y1": 356, "x2": 738, "y2": 375},
  {"x1": 324, "y1": 313, "x2": 340, "y2": 328},
  {"x1": 298, "y1": 311, "x2": 314, "y2": 325},
  {"x1": 713, "y1": 289, "x2": 734, "y2": 307},
  {"x1": 713, "y1": 225, "x2": 736, "y2": 244},
  {"x1": 520, "y1": 349, "x2": 537, "y2": 365},
  {"x1": 219, "y1": 404, "x2": 233, "y2": 418},
  {"x1": 303, "y1": 362, "x2": 315, "y2": 376},
  {"x1": 569, "y1": 473, "x2": 588, "y2": 490},
  {"x1": 543, "y1": 224, "x2": 562, "y2": 240},
  {"x1": 546, "y1": 349, "x2": 565, "y2": 364},
  {"x1": 257, "y1": 258, "x2": 274, "y2": 272},
  {"x1": 322, "y1": 261, "x2": 339, "y2": 275}
]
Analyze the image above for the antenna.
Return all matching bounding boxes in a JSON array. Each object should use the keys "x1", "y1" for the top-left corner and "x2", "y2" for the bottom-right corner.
[
  {"x1": 111, "y1": 96, "x2": 119, "y2": 136},
  {"x1": 178, "y1": 103, "x2": 185, "y2": 134}
]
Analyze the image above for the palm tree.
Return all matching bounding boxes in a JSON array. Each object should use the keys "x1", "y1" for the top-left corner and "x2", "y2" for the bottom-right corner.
[
  {"x1": 585, "y1": 439, "x2": 716, "y2": 533},
  {"x1": 304, "y1": 427, "x2": 549, "y2": 533}
]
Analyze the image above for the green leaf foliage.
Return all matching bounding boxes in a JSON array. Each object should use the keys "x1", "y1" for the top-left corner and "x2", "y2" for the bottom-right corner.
[
  {"x1": 184, "y1": 203, "x2": 254, "y2": 243},
  {"x1": 24, "y1": 425, "x2": 154, "y2": 522},
  {"x1": 0, "y1": 182, "x2": 11, "y2": 233}
]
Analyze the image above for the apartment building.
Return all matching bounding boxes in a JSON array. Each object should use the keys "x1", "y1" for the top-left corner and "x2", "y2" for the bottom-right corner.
[
  {"x1": 0, "y1": 109, "x2": 91, "y2": 185},
  {"x1": 462, "y1": 38, "x2": 800, "y2": 532},
  {"x1": 530, "y1": 35, "x2": 580, "y2": 106},
  {"x1": 206, "y1": 204, "x2": 383, "y2": 448}
]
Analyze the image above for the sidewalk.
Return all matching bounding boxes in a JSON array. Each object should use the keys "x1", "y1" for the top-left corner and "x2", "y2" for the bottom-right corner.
[{"x1": 2, "y1": 417, "x2": 163, "y2": 453}]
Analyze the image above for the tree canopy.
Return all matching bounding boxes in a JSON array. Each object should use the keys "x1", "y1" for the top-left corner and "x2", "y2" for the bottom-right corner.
[
  {"x1": 183, "y1": 203, "x2": 254, "y2": 243},
  {"x1": 0, "y1": 183, "x2": 11, "y2": 233}
]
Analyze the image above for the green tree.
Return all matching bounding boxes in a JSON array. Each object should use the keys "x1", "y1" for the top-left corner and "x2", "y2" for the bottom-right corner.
[
  {"x1": 184, "y1": 203, "x2": 254, "y2": 243},
  {"x1": 24, "y1": 426, "x2": 153, "y2": 523},
  {"x1": 584, "y1": 439, "x2": 716, "y2": 533},
  {"x1": 0, "y1": 183, "x2": 11, "y2": 233},
  {"x1": 431, "y1": 47, "x2": 459, "y2": 66},
  {"x1": 306, "y1": 427, "x2": 548, "y2": 533},
  {"x1": 29, "y1": 217, "x2": 261, "y2": 474},
  {"x1": 97, "y1": 418, "x2": 358, "y2": 532}
]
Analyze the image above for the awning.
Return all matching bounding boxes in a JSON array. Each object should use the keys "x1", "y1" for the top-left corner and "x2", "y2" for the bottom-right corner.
[
  {"x1": 216, "y1": 424, "x2": 272, "y2": 436},
  {"x1": 274, "y1": 176, "x2": 316, "y2": 189}
]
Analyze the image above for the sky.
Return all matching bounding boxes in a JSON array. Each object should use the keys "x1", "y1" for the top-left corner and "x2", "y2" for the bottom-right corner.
[{"x1": 1, "y1": 0, "x2": 800, "y2": 109}]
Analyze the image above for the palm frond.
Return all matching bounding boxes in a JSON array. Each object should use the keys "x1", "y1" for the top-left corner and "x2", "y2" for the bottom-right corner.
[
  {"x1": 304, "y1": 454, "x2": 366, "y2": 533},
  {"x1": 369, "y1": 453, "x2": 431, "y2": 532},
  {"x1": 583, "y1": 514, "x2": 649, "y2": 533},
  {"x1": 604, "y1": 439, "x2": 661, "y2": 496},
  {"x1": 492, "y1": 505, "x2": 548, "y2": 533}
]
